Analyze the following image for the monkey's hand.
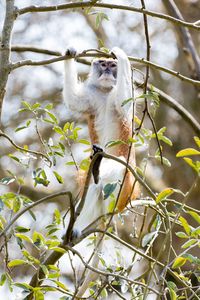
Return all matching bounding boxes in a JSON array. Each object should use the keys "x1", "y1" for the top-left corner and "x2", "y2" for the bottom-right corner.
[
  {"x1": 111, "y1": 47, "x2": 128, "y2": 61},
  {"x1": 64, "y1": 46, "x2": 77, "y2": 58}
]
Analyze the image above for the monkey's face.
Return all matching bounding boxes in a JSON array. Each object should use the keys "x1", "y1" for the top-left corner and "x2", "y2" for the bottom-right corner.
[{"x1": 92, "y1": 59, "x2": 117, "y2": 88}]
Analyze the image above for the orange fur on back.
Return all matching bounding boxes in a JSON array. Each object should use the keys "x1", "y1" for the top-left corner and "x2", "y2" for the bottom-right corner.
[
  {"x1": 77, "y1": 111, "x2": 139, "y2": 212},
  {"x1": 79, "y1": 112, "x2": 140, "y2": 212}
]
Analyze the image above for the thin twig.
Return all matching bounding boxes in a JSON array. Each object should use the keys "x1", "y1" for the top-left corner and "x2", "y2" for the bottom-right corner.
[
  {"x1": 17, "y1": 2, "x2": 200, "y2": 32},
  {"x1": 147, "y1": 84, "x2": 200, "y2": 136},
  {"x1": 0, "y1": 191, "x2": 72, "y2": 238},
  {"x1": 0, "y1": 130, "x2": 52, "y2": 166},
  {"x1": 163, "y1": 0, "x2": 200, "y2": 79}
]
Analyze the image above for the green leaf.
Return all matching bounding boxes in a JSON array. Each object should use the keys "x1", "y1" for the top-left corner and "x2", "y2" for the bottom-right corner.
[
  {"x1": 104, "y1": 182, "x2": 118, "y2": 200},
  {"x1": 159, "y1": 135, "x2": 173, "y2": 146},
  {"x1": 172, "y1": 257, "x2": 187, "y2": 269},
  {"x1": 55, "y1": 280, "x2": 69, "y2": 291},
  {"x1": 34, "y1": 290, "x2": 44, "y2": 300},
  {"x1": 80, "y1": 158, "x2": 90, "y2": 171},
  {"x1": 40, "y1": 265, "x2": 49, "y2": 277},
  {"x1": 157, "y1": 127, "x2": 167, "y2": 135},
  {"x1": 66, "y1": 161, "x2": 76, "y2": 166},
  {"x1": 45, "y1": 103, "x2": 53, "y2": 110},
  {"x1": 46, "y1": 112, "x2": 58, "y2": 124},
  {"x1": 22, "y1": 250, "x2": 40, "y2": 264},
  {"x1": 32, "y1": 103, "x2": 41, "y2": 110},
  {"x1": 32, "y1": 231, "x2": 46, "y2": 246},
  {"x1": 43, "y1": 118, "x2": 55, "y2": 124},
  {"x1": 142, "y1": 231, "x2": 157, "y2": 247},
  {"x1": 8, "y1": 154, "x2": 20, "y2": 163},
  {"x1": 100, "y1": 288, "x2": 108, "y2": 298},
  {"x1": 181, "y1": 239, "x2": 197, "y2": 249},
  {"x1": 70, "y1": 122, "x2": 74, "y2": 131},
  {"x1": 15, "y1": 233, "x2": 33, "y2": 244},
  {"x1": 14, "y1": 282, "x2": 32, "y2": 291},
  {"x1": 78, "y1": 139, "x2": 91, "y2": 145},
  {"x1": 167, "y1": 281, "x2": 177, "y2": 300},
  {"x1": 121, "y1": 97, "x2": 133, "y2": 107},
  {"x1": 155, "y1": 156, "x2": 171, "y2": 167},
  {"x1": 191, "y1": 226, "x2": 200, "y2": 237},
  {"x1": 0, "y1": 177, "x2": 15, "y2": 185},
  {"x1": 183, "y1": 157, "x2": 200, "y2": 173},
  {"x1": 8, "y1": 259, "x2": 28, "y2": 268},
  {"x1": 54, "y1": 126, "x2": 63, "y2": 135},
  {"x1": 0, "y1": 274, "x2": 6, "y2": 286},
  {"x1": 194, "y1": 136, "x2": 200, "y2": 148},
  {"x1": 49, "y1": 247, "x2": 66, "y2": 254},
  {"x1": 26, "y1": 120, "x2": 31, "y2": 127},
  {"x1": 108, "y1": 199, "x2": 116, "y2": 213},
  {"x1": 187, "y1": 211, "x2": 200, "y2": 224},
  {"x1": 105, "y1": 140, "x2": 126, "y2": 148},
  {"x1": 15, "y1": 226, "x2": 30, "y2": 233},
  {"x1": 182, "y1": 253, "x2": 200, "y2": 265},
  {"x1": 95, "y1": 12, "x2": 109, "y2": 28},
  {"x1": 156, "y1": 188, "x2": 174, "y2": 203},
  {"x1": 53, "y1": 171, "x2": 64, "y2": 184},
  {"x1": 63, "y1": 122, "x2": 70, "y2": 132},
  {"x1": 13, "y1": 196, "x2": 22, "y2": 212},
  {"x1": 175, "y1": 232, "x2": 188, "y2": 239},
  {"x1": 179, "y1": 216, "x2": 191, "y2": 235},
  {"x1": 21, "y1": 101, "x2": 32, "y2": 110},
  {"x1": 176, "y1": 148, "x2": 200, "y2": 157},
  {"x1": 54, "y1": 208, "x2": 61, "y2": 224},
  {"x1": 15, "y1": 126, "x2": 27, "y2": 132}
]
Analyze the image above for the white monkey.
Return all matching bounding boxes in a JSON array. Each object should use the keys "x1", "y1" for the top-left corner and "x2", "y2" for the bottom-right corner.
[{"x1": 63, "y1": 47, "x2": 140, "y2": 236}]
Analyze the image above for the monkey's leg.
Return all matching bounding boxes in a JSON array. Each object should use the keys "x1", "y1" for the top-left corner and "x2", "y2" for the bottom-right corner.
[{"x1": 117, "y1": 170, "x2": 140, "y2": 212}]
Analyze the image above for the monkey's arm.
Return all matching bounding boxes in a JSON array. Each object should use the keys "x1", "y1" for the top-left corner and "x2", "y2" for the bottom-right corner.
[
  {"x1": 111, "y1": 47, "x2": 133, "y2": 115},
  {"x1": 63, "y1": 48, "x2": 90, "y2": 113}
]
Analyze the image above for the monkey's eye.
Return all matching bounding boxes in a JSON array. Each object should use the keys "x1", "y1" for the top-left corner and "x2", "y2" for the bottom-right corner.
[
  {"x1": 100, "y1": 62, "x2": 107, "y2": 67},
  {"x1": 110, "y1": 63, "x2": 117, "y2": 68}
]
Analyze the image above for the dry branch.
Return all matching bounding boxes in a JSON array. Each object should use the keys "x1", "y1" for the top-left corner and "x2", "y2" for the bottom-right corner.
[
  {"x1": 0, "y1": 0, "x2": 16, "y2": 126},
  {"x1": 17, "y1": 2, "x2": 200, "y2": 32},
  {"x1": 0, "y1": 130, "x2": 51, "y2": 165},
  {"x1": 10, "y1": 50, "x2": 200, "y2": 87},
  {"x1": 0, "y1": 191, "x2": 72, "y2": 239},
  {"x1": 163, "y1": 0, "x2": 200, "y2": 79}
]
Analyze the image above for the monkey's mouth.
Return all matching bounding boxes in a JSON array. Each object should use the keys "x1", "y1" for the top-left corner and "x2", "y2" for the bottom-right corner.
[{"x1": 99, "y1": 73, "x2": 114, "y2": 81}]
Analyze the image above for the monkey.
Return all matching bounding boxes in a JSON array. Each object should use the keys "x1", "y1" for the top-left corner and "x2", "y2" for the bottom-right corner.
[
  {"x1": 63, "y1": 46, "x2": 140, "y2": 236},
  {"x1": 63, "y1": 47, "x2": 140, "y2": 298}
]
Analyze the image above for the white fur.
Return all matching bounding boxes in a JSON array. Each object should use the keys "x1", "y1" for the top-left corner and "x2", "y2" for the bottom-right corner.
[
  {"x1": 74, "y1": 157, "x2": 126, "y2": 235},
  {"x1": 63, "y1": 47, "x2": 133, "y2": 151},
  {"x1": 63, "y1": 47, "x2": 133, "y2": 234}
]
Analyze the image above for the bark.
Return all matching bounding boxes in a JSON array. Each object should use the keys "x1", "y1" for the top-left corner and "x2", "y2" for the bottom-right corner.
[{"x1": 0, "y1": 0, "x2": 16, "y2": 126}]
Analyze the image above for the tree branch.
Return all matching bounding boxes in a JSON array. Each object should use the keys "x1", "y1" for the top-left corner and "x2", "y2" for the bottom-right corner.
[
  {"x1": 11, "y1": 45, "x2": 61, "y2": 57},
  {"x1": 10, "y1": 50, "x2": 200, "y2": 87},
  {"x1": 150, "y1": 85, "x2": 200, "y2": 136},
  {"x1": 0, "y1": 130, "x2": 52, "y2": 166},
  {"x1": 9, "y1": 45, "x2": 200, "y2": 133},
  {"x1": 163, "y1": 0, "x2": 200, "y2": 80},
  {"x1": 0, "y1": 0, "x2": 16, "y2": 126},
  {"x1": 0, "y1": 191, "x2": 72, "y2": 239},
  {"x1": 17, "y1": 2, "x2": 200, "y2": 32}
]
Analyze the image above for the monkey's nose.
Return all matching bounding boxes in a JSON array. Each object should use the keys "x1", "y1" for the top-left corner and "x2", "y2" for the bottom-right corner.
[{"x1": 104, "y1": 68, "x2": 111, "y2": 74}]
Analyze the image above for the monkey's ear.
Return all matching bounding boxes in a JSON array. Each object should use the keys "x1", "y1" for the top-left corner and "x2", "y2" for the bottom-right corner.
[{"x1": 64, "y1": 46, "x2": 77, "y2": 58}]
